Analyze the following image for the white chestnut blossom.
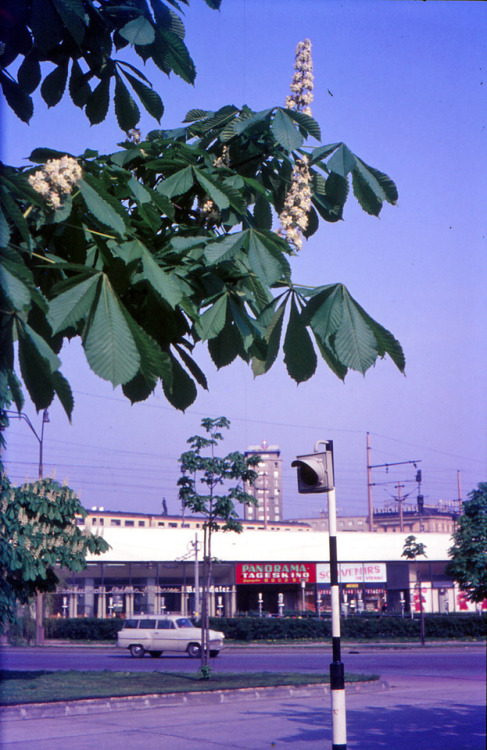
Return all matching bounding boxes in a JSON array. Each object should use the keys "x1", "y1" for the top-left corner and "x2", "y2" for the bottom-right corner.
[
  {"x1": 213, "y1": 145, "x2": 230, "y2": 168},
  {"x1": 278, "y1": 156, "x2": 312, "y2": 251},
  {"x1": 285, "y1": 39, "x2": 314, "y2": 117},
  {"x1": 28, "y1": 156, "x2": 82, "y2": 209}
]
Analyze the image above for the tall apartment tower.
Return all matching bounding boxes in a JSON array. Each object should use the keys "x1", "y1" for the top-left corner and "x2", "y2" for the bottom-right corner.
[{"x1": 244, "y1": 442, "x2": 282, "y2": 524}]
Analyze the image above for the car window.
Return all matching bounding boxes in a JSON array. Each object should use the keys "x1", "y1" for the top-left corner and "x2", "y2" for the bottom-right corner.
[
  {"x1": 157, "y1": 620, "x2": 175, "y2": 629},
  {"x1": 175, "y1": 618, "x2": 193, "y2": 629},
  {"x1": 122, "y1": 619, "x2": 139, "y2": 629},
  {"x1": 138, "y1": 619, "x2": 156, "y2": 629}
]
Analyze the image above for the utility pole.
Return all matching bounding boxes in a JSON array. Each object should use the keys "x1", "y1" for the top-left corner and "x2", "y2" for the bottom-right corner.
[
  {"x1": 366, "y1": 433, "x2": 374, "y2": 532},
  {"x1": 457, "y1": 470, "x2": 462, "y2": 512},
  {"x1": 396, "y1": 483, "x2": 404, "y2": 533},
  {"x1": 367, "y1": 436, "x2": 421, "y2": 532},
  {"x1": 191, "y1": 533, "x2": 200, "y2": 617}
]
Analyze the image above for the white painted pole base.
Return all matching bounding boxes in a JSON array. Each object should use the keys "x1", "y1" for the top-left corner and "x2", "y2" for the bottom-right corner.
[{"x1": 331, "y1": 688, "x2": 347, "y2": 749}]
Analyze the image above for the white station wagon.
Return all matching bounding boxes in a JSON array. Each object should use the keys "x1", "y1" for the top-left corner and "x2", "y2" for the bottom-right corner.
[{"x1": 117, "y1": 615, "x2": 225, "y2": 658}]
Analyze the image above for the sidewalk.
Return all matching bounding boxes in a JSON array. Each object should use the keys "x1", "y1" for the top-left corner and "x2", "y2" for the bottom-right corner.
[
  {"x1": 2, "y1": 674, "x2": 485, "y2": 749},
  {"x1": 0, "y1": 678, "x2": 388, "y2": 721}
]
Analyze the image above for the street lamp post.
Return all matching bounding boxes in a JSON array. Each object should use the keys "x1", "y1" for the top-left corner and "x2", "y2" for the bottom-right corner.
[{"x1": 6, "y1": 409, "x2": 50, "y2": 646}]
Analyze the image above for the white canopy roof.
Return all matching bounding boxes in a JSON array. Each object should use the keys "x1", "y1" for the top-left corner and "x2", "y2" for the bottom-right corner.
[{"x1": 87, "y1": 527, "x2": 452, "y2": 564}]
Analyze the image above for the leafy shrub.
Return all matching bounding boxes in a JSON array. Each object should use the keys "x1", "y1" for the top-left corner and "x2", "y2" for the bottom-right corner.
[
  {"x1": 210, "y1": 614, "x2": 486, "y2": 642},
  {"x1": 45, "y1": 618, "x2": 124, "y2": 641},
  {"x1": 42, "y1": 613, "x2": 486, "y2": 642}
]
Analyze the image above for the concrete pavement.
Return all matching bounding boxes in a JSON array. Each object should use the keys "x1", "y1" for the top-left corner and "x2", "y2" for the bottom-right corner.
[{"x1": 1, "y1": 674, "x2": 485, "y2": 749}]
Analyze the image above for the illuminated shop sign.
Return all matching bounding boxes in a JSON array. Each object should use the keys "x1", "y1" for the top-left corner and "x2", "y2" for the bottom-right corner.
[
  {"x1": 316, "y1": 563, "x2": 386, "y2": 584},
  {"x1": 236, "y1": 563, "x2": 316, "y2": 584}
]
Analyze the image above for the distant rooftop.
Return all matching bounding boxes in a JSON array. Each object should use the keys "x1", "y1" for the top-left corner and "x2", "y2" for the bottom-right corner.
[{"x1": 245, "y1": 441, "x2": 280, "y2": 454}]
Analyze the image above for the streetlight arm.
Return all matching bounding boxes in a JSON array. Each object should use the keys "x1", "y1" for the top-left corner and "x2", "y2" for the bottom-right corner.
[{"x1": 6, "y1": 411, "x2": 42, "y2": 443}]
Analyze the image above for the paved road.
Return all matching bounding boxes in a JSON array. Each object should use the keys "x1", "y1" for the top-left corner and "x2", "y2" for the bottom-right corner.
[
  {"x1": 2, "y1": 644, "x2": 485, "y2": 686},
  {"x1": 1, "y1": 672, "x2": 485, "y2": 749}
]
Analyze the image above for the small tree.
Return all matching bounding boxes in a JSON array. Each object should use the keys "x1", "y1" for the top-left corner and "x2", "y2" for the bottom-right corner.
[
  {"x1": 0, "y1": 473, "x2": 109, "y2": 631},
  {"x1": 178, "y1": 417, "x2": 259, "y2": 668},
  {"x1": 0, "y1": 375, "x2": 109, "y2": 630},
  {"x1": 447, "y1": 483, "x2": 487, "y2": 604},
  {"x1": 402, "y1": 534, "x2": 427, "y2": 645}
]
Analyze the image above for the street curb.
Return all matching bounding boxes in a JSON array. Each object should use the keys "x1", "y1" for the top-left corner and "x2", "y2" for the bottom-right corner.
[
  {"x1": 0, "y1": 679, "x2": 389, "y2": 721},
  {"x1": 4, "y1": 639, "x2": 485, "y2": 650}
]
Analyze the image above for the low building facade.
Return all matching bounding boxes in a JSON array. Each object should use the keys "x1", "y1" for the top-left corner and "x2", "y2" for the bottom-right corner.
[{"x1": 50, "y1": 525, "x2": 485, "y2": 621}]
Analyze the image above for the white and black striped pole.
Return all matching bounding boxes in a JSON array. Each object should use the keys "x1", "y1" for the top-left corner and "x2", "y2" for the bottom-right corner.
[
  {"x1": 292, "y1": 439, "x2": 347, "y2": 748},
  {"x1": 328, "y1": 484, "x2": 347, "y2": 750}
]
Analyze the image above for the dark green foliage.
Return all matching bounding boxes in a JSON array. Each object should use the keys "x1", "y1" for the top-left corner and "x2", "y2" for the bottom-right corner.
[
  {"x1": 45, "y1": 617, "x2": 124, "y2": 641},
  {"x1": 208, "y1": 615, "x2": 486, "y2": 642},
  {"x1": 39, "y1": 613, "x2": 487, "y2": 643},
  {"x1": 0, "y1": 376, "x2": 109, "y2": 629},
  {"x1": 447, "y1": 483, "x2": 487, "y2": 602},
  {"x1": 0, "y1": 0, "x2": 208, "y2": 127},
  {"x1": 0, "y1": 471, "x2": 110, "y2": 630},
  {"x1": 1, "y1": 104, "x2": 403, "y2": 419}
]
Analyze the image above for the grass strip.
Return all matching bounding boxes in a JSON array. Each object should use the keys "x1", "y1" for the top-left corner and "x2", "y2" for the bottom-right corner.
[{"x1": 0, "y1": 670, "x2": 378, "y2": 706}]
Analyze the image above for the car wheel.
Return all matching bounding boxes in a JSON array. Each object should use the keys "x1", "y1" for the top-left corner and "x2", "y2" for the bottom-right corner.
[
  {"x1": 187, "y1": 643, "x2": 201, "y2": 658},
  {"x1": 130, "y1": 644, "x2": 145, "y2": 658},
  {"x1": 149, "y1": 651, "x2": 162, "y2": 658},
  {"x1": 209, "y1": 650, "x2": 219, "y2": 658}
]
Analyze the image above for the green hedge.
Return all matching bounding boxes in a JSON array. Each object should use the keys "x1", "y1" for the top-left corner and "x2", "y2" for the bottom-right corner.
[
  {"x1": 45, "y1": 617, "x2": 124, "y2": 641},
  {"x1": 209, "y1": 614, "x2": 486, "y2": 642},
  {"x1": 42, "y1": 613, "x2": 486, "y2": 643}
]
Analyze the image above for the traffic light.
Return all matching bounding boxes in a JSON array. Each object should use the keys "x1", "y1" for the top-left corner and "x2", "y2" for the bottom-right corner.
[
  {"x1": 292, "y1": 449, "x2": 334, "y2": 494},
  {"x1": 417, "y1": 494, "x2": 424, "y2": 512},
  {"x1": 416, "y1": 470, "x2": 422, "y2": 484}
]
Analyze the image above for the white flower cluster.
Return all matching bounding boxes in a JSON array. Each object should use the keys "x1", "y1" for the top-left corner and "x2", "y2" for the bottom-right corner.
[
  {"x1": 17, "y1": 508, "x2": 29, "y2": 526},
  {"x1": 278, "y1": 156, "x2": 312, "y2": 251},
  {"x1": 199, "y1": 197, "x2": 220, "y2": 227},
  {"x1": 213, "y1": 145, "x2": 230, "y2": 168},
  {"x1": 285, "y1": 39, "x2": 314, "y2": 116},
  {"x1": 28, "y1": 156, "x2": 82, "y2": 210},
  {"x1": 127, "y1": 128, "x2": 141, "y2": 144}
]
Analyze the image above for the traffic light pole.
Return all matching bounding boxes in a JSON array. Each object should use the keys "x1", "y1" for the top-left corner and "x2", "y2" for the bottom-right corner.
[
  {"x1": 292, "y1": 439, "x2": 346, "y2": 748},
  {"x1": 328, "y1": 486, "x2": 346, "y2": 750}
]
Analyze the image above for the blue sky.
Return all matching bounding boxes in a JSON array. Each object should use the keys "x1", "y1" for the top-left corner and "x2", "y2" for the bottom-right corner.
[{"x1": 3, "y1": 0, "x2": 486, "y2": 520}]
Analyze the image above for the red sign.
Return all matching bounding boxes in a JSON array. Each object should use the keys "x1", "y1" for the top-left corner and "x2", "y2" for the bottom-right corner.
[{"x1": 236, "y1": 563, "x2": 316, "y2": 584}]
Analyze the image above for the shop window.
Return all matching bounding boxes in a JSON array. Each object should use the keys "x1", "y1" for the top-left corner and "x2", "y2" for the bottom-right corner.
[
  {"x1": 99, "y1": 518, "x2": 104, "y2": 525},
  {"x1": 158, "y1": 522, "x2": 165, "y2": 526},
  {"x1": 168, "y1": 522, "x2": 178, "y2": 528},
  {"x1": 138, "y1": 521, "x2": 145, "y2": 527},
  {"x1": 124, "y1": 520, "x2": 134, "y2": 527},
  {"x1": 110, "y1": 519, "x2": 121, "y2": 526}
]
